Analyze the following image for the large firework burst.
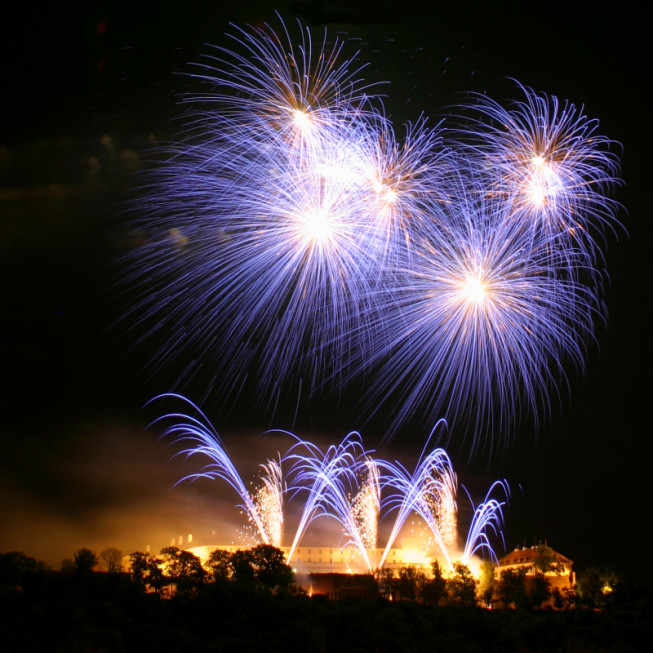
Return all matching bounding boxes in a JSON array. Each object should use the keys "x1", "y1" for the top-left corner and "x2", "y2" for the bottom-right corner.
[{"x1": 122, "y1": 17, "x2": 623, "y2": 454}]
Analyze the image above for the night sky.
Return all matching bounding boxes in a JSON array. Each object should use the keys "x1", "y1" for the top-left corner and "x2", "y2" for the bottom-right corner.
[{"x1": 1, "y1": 1, "x2": 650, "y2": 580}]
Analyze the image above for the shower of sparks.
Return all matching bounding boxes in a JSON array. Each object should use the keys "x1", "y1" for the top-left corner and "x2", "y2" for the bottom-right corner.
[
  {"x1": 378, "y1": 423, "x2": 458, "y2": 570},
  {"x1": 253, "y1": 457, "x2": 285, "y2": 548},
  {"x1": 283, "y1": 431, "x2": 375, "y2": 569},
  {"x1": 149, "y1": 394, "x2": 271, "y2": 545},
  {"x1": 462, "y1": 480, "x2": 510, "y2": 564},
  {"x1": 125, "y1": 18, "x2": 624, "y2": 456},
  {"x1": 350, "y1": 459, "x2": 381, "y2": 551},
  {"x1": 152, "y1": 396, "x2": 509, "y2": 569}
]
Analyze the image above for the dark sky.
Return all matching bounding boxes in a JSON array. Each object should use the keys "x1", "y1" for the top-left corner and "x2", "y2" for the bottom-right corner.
[{"x1": 1, "y1": 1, "x2": 650, "y2": 579}]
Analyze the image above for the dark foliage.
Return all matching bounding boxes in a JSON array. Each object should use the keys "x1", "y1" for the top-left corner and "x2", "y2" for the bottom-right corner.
[{"x1": 2, "y1": 550, "x2": 652, "y2": 652}]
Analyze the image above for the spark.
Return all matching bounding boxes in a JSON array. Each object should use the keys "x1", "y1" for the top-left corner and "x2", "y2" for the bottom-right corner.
[
  {"x1": 350, "y1": 459, "x2": 381, "y2": 551},
  {"x1": 253, "y1": 458, "x2": 285, "y2": 548},
  {"x1": 378, "y1": 423, "x2": 458, "y2": 570},
  {"x1": 462, "y1": 480, "x2": 510, "y2": 564},
  {"x1": 151, "y1": 396, "x2": 508, "y2": 571},
  {"x1": 352, "y1": 182, "x2": 603, "y2": 453},
  {"x1": 122, "y1": 21, "x2": 624, "y2": 455},
  {"x1": 148, "y1": 394, "x2": 273, "y2": 545},
  {"x1": 452, "y1": 80, "x2": 623, "y2": 267},
  {"x1": 283, "y1": 431, "x2": 375, "y2": 569}
]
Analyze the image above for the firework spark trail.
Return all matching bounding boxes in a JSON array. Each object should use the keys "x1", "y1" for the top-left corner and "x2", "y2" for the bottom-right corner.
[
  {"x1": 283, "y1": 432, "x2": 375, "y2": 568},
  {"x1": 148, "y1": 394, "x2": 272, "y2": 545},
  {"x1": 355, "y1": 173, "x2": 603, "y2": 453},
  {"x1": 377, "y1": 422, "x2": 457, "y2": 570},
  {"x1": 462, "y1": 480, "x2": 510, "y2": 564},
  {"x1": 451, "y1": 81, "x2": 623, "y2": 270},
  {"x1": 310, "y1": 454, "x2": 381, "y2": 571}
]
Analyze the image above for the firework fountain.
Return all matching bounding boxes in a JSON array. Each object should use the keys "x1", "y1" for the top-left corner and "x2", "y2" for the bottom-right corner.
[
  {"x1": 153, "y1": 395, "x2": 508, "y2": 573},
  {"x1": 252, "y1": 457, "x2": 285, "y2": 548},
  {"x1": 150, "y1": 394, "x2": 276, "y2": 546},
  {"x1": 122, "y1": 15, "x2": 623, "y2": 455},
  {"x1": 283, "y1": 432, "x2": 374, "y2": 567}
]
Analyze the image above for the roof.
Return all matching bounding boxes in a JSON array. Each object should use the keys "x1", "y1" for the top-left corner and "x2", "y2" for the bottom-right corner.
[{"x1": 497, "y1": 545, "x2": 572, "y2": 567}]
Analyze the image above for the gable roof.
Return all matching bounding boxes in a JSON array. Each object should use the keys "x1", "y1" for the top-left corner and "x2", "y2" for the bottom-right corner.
[{"x1": 498, "y1": 545, "x2": 572, "y2": 567}]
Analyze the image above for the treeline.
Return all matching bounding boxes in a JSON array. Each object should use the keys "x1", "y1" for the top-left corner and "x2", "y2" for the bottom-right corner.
[
  {"x1": 0, "y1": 546, "x2": 638, "y2": 610},
  {"x1": 0, "y1": 544, "x2": 294, "y2": 595},
  {"x1": 1, "y1": 548, "x2": 651, "y2": 652},
  {"x1": 128, "y1": 544, "x2": 294, "y2": 597},
  {"x1": 379, "y1": 560, "x2": 620, "y2": 611}
]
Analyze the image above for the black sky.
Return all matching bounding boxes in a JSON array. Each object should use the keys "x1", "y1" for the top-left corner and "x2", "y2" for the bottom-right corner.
[{"x1": 1, "y1": 1, "x2": 650, "y2": 578}]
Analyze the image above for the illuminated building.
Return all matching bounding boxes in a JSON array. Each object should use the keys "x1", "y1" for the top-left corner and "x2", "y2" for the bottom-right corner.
[
  {"x1": 187, "y1": 540, "x2": 441, "y2": 576},
  {"x1": 497, "y1": 544, "x2": 575, "y2": 593}
]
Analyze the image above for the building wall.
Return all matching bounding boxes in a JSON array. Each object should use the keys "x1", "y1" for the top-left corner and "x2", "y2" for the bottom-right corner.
[{"x1": 187, "y1": 542, "x2": 438, "y2": 576}]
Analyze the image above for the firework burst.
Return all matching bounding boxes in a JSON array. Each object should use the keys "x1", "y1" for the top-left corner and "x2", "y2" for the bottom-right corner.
[
  {"x1": 451, "y1": 80, "x2": 623, "y2": 268},
  {"x1": 188, "y1": 17, "x2": 379, "y2": 139},
  {"x1": 122, "y1": 18, "x2": 624, "y2": 454},
  {"x1": 354, "y1": 175, "x2": 603, "y2": 452}
]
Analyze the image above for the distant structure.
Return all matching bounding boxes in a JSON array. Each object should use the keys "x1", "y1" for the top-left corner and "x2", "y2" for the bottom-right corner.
[
  {"x1": 307, "y1": 573, "x2": 379, "y2": 600},
  {"x1": 188, "y1": 536, "x2": 443, "y2": 577},
  {"x1": 497, "y1": 544, "x2": 575, "y2": 593}
]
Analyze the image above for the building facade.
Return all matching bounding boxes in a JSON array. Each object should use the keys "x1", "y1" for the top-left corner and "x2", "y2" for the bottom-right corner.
[{"x1": 496, "y1": 544, "x2": 575, "y2": 595}]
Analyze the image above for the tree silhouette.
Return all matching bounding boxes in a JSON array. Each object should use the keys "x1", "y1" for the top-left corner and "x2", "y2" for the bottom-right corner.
[
  {"x1": 375, "y1": 567, "x2": 395, "y2": 600},
  {"x1": 73, "y1": 548, "x2": 98, "y2": 578},
  {"x1": 576, "y1": 567, "x2": 620, "y2": 609},
  {"x1": 160, "y1": 546, "x2": 206, "y2": 596},
  {"x1": 528, "y1": 572, "x2": 551, "y2": 609},
  {"x1": 248, "y1": 544, "x2": 294, "y2": 589},
  {"x1": 230, "y1": 550, "x2": 256, "y2": 585},
  {"x1": 0, "y1": 551, "x2": 44, "y2": 591},
  {"x1": 129, "y1": 551, "x2": 164, "y2": 594},
  {"x1": 420, "y1": 561, "x2": 447, "y2": 606},
  {"x1": 532, "y1": 544, "x2": 564, "y2": 575},
  {"x1": 227, "y1": 545, "x2": 294, "y2": 590},
  {"x1": 207, "y1": 548, "x2": 233, "y2": 581},
  {"x1": 394, "y1": 566, "x2": 426, "y2": 601},
  {"x1": 446, "y1": 562, "x2": 477, "y2": 607},
  {"x1": 478, "y1": 560, "x2": 495, "y2": 608},
  {"x1": 99, "y1": 547, "x2": 124, "y2": 574},
  {"x1": 497, "y1": 568, "x2": 528, "y2": 609}
]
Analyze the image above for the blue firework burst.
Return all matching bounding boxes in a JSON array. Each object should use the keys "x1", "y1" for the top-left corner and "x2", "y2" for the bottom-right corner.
[
  {"x1": 450, "y1": 80, "x2": 623, "y2": 270},
  {"x1": 352, "y1": 173, "x2": 604, "y2": 453},
  {"x1": 119, "y1": 18, "x2": 624, "y2": 454}
]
